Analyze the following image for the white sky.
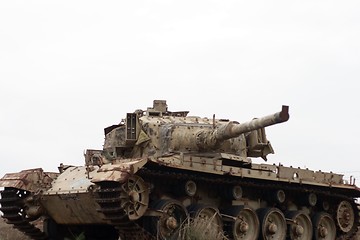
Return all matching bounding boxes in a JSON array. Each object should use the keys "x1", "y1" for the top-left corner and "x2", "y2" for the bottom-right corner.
[{"x1": 1, "y1": 1, "x2": 360, "y2": 182}]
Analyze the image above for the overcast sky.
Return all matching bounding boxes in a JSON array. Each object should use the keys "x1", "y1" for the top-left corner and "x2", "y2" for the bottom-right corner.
[{"x1": 1, "y1": 1, "x2": 360, "y2": 183}]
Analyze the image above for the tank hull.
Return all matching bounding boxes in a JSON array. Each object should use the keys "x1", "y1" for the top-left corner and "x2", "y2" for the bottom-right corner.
[{"x1": 40, "y1": 166, "x2": 106, "y2": 225}]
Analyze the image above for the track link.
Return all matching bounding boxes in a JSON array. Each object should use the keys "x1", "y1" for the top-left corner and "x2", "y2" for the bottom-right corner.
[
  {"x1": 0, "y1": 188, "x2": 47, "y2": 240},
  {"x1": 94, "y1": 182, "x2": 155, "y2": 240}
]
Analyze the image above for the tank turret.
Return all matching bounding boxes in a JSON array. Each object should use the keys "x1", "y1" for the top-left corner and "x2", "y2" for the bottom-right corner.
[{"x1": 102, "y1": 101, "x2": 289, "y2": 161}]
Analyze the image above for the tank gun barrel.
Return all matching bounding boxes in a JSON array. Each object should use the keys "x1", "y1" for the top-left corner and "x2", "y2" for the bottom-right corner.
[
  {"x1": 196, "y1": 105, "x2": 289, "y2": 149},
  {"x1": 217, "y1": 105, "x2": 289, "y2": 140}
]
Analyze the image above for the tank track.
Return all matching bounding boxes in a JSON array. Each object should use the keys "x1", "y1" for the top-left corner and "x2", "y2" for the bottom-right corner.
[
  {"x1": 94, "y1": 182, "x2": 155, "y2": 240},
  {"x1": 92, "y1": 166, "x2": 360, "y2": 239},
  {"x1": 138, "y1": 166, "x2": 360, "y2": 240},
  {"x1": 0, "y1": 188, "x2": 47, "y2": 240}
]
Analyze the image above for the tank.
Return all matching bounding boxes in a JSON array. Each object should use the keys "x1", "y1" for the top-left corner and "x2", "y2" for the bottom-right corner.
[{"x1": 1, "y1": 100, "x2": 359, "y2": 240}]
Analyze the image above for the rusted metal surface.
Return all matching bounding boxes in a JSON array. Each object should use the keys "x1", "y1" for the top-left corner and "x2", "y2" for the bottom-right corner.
[
  {"x1": 39, "y1": 166, "x2": 105, "y2": 224},
  {"x1": 0, "y1": 168, "x2": 58, "y2": 192},
  {"x1": 91, "y1": 157, "x2": 147, "y2": 183},
  {"x1": 45, "y1": 166, "x2": 95, "y2": 194},
  {"x1": 39, "y1": 159, "x2": 149, "y2": 225},
  {"x1": 41, "y1": 192, "x2": 106, "y2": 225}
]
